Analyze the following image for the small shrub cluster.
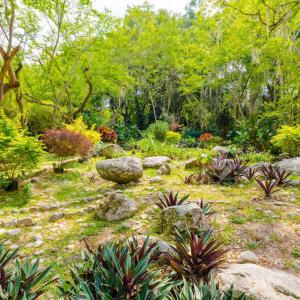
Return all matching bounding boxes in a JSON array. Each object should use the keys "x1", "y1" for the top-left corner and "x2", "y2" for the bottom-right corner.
[
  {"x1": 198, "y1": 132, "x2": 213, "y2": 142},
  {"x1": 166, "y1": 131, "x2": 181, "y2": 144},
  {"x1": 98, "y1": 125, "x2": 117, "y2": 143},
  {"x1": 43, "y1": 129, "x2": 92, "y2": 171},
  {"x1": 148, "y1": 120, "x2": 169, "y2": 141}
]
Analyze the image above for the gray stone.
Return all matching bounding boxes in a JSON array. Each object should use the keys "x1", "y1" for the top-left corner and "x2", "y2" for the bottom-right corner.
[
  {"x1": 96, "y1": 157, "x2": 143, "y2": 184},
  {"x1": 184, "y1": 158, "x2": 202, "y2": 170},
  {"x1": 48, "y1": 213, "x2": 65, "y2": 222},
  {"x1": 238, "y1": 251, "x2": 259, "y2": 264},
  {"x1": 161, "y1": 203, "x2": 206, "y2": 234},
  {"x1": 17, "y1": 218, "x2": 34, "y2": 227},
  {"x1": 95, "y1": 192, "x2": 137, "y2": 221},
  {"x1": 7, "y1": 229, "x2": 21, "y2": 236},
  {"x1": 276, "y1": 157, "x2": 300, "y2": 175},
  {"x1": 102, "y1": 144, "x2": 125, "y2": 159},
  {"x1": 218, "y1": 263, "x2": 300, "y2": 300},
  {"x1": 31, "y1": 177, "x2": 39, "y2": 183},
  {"x1": 9, "y1": 244, "x2": 19, "y2": 250},
  {"x1": 157, "y1": 163, "x2": 171, "y2": 175},
  {"x1": 2, "y1": 219, "x2": 17, "y2": 227},
  {"x1": 213, "y1": 145, "x2": 230, "y2": 156},
  {"x1": 143, "y1": 156, "x2": 171, "y2": 168},
  {"x1": 0, "y1": 229, "x2": 6, "y2": 235},
  {"x1": 150, "y1": 176, "x2": 162, "y2": 183}
]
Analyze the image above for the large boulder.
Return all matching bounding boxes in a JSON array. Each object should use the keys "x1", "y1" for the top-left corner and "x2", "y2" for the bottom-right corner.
[
  {"x1": 143, "y1": 156, "x2": 171, "y2": 168},
  {"x1": 276, "y1": 157, "x2": 300, "y2": 175},
  {"x1": 218, "y1": 263, "x2": 300, "y2": 300},
  {"x1": 96, "y1": 157, "x2": 143, "y2": 184},
  {"x1": 184, "y1": 158, "x2": 202, "y2": 170},
  {"x1": 95, "y1": 192, "x2": 137, "y2": 221},
  {"x1": 213, "y1": 146, "x2": 230, "y2": 156},
  {"x1": 102, "y1": 144, "x2": 125, "y2": 159},
  {"x1": 161, "y1": 202, "x2": 206, "y2": 234}
]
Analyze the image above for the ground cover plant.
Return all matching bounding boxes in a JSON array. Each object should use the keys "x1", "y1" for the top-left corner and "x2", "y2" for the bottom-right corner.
[{"x1": 0, "y1": 0, "x2": 300, "y2": 298}]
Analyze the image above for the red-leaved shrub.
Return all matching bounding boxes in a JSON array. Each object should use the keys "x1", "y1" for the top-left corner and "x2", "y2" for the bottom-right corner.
[
  {"x1": 98, "y1": 126, "x2": 117, "y2": 143},
  {"x1": 43, "y1": 129, "x2": 92, "y2": 168},
  {"x1": 198, "y1": 132, "x2": 213, "y2": 142}
]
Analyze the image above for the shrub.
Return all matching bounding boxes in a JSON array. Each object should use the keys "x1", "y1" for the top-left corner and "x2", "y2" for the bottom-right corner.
[
  {"x1": 164, "y1": 229, "x2": 227, "y2": 283},
  {"x1": 198, "y1": 133, "x2": 213, "y2": 142},
  {"x1": 0, "y1": 244, "x2": 54, "y2": 299},
  {"x1": 65, "y1": 116, "x2": 100, "y2": 144},
  {"x1": 238, "y1": 152, "x2": 275, "y2": 164},
  {"x1": 60, "y1": 237, "x2": 172, "y2": 299},
  {"x1": 148, "y1": 121, "x2": 170, "y2": 141},
  {"x1": 166, "y1": 131, "x2": 181, "y2": 144},
  {"x1": 43, "y1": 129, "x2": 92, "y2": 170},
  {"x1": 0, "y1": 109, "x2": 44, "y2": 190},
  {"x1": 98, "y1": 125, "x2": 117, "y2": 143},
  {"x1": 271, "y1": 125, "x2": 300, "y2": 157}
]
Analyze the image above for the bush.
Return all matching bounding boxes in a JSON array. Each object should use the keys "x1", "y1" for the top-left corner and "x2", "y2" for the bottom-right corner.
[
  {"x1": 0, "y1": 244, "x2": 54, "y2": 299},
  {"x1": 148, "y1": 121, "x2": 169, "y2": 141},
  {"x1": 98, "y1": 125, "x2": 117, "y2": 143},
  {"x1": 271, "y1": 125, "x2": 300, "y2": 157},
  {"x1": 0, "y1": 109, "x2": 44, "y2": 190},
  {"x1": 198, "y1": 132, "x2": 213, "y2": 142},
  {"x1": 166, "y1": 131, "x2": 181, "y2": 144},
  {"x1": 65, "y1": 116, "x2": 100, "y2": 144},
  {"x1": 116, "y1": 124, "x2": 141, "y2": 144},
  {"x1": 238, "y1": 152, "x2": 275, "y2": 164},
  {"x1": 43, "y1": 129, "x2": 92, "y2": 170}
]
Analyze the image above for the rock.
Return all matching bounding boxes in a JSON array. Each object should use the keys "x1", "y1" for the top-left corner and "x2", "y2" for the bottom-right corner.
[
  {"x1": 48, "y1": 213, "x2": 65, "y2": 222},
  {"x1": 7, "y1": 229, "x2": 21, "y2": 236},
  {"x1": 150, "y1": 176, "x2": 163, "y2": 183},
  {"x1": 161, "y1": 203, "x2": 205, "y2": 234},
  {"x1": 143, "y1": 156, "x2": 171, "y2": 168},
  {"x1": 218, "y1": 263, "x2": 300, "y2": 300},
  {"x1": 96, "y1": 157, "x2": 143, "y2": 184},
  {"x1": 276, "y1": 157, "x2": 300, "y2": 175},
  {"x1": 95, "y1": 193, "x2": 137, "y2": 221},
  {"x1": 0, "y1": 229, "x2": 6, "y2": 235},
  {"x1": 184, "y1": 158, "x2": 202, "y2": 169},
  {"x1": 102, "y1": 144, "x2": 125, "y2": 159},
  {"x1": 289, "y1": 180, "x2": 300, "y2": 187},
  {"x1": 9, "y1": 244, "x2": 19, "y2": 250},
  {"x1": 251, "y1": 161, "x2": 270, "y2": 171},
  {"x1": 17, "y1": 218, "x2": 34, "y2": 227},
  {"x1": 2, "y1": 219, "x2": 17, "y2": 227},
  {"x1": 31, "y1": 177, "x2": 39, "y2": 183},
  {"x1": 238, "y1": 251, "x2": 259, "y2": 264},
  {"x1": 213, "y1": 145, "x2": 230, "y2": 156},
  {"x1": 157, "y1": 163, "x2": 171, "y2": 175},
  {"x1": 34, "y1": 250, "x2": 44, "y2": 256}
]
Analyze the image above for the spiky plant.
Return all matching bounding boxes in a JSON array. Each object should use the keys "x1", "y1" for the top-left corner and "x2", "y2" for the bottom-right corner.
[
  {"x1": 60, "y1": 237, "x2": 173, "y2": 299},
  {"x1": 157, "y1": 191, "x2": 190, "y2": 209},
  {"x1": 260, "y1": 163, "x2": 278, "y2": 180},
  {"x1": 164, "y1": 229, "x2": 227, "y2": 284},
  {"x1": 243, "y1": 167, "x2": 258, "y2": 180},
  {"x1": 274, "y1": 168, "x2": 292, "y2": 185},
  {"x1": 255, "y1": 178, "x2": 279, "y2": 197},
  {"x1": 0, "y1": 244, "x2": 54, "y2": 299},
  {"x1": 227, "y1": 159, "x2": 248, "y2": 178},
  {"x1": 168, "y1": 279, "x2": 245, "y2": 300},
  {"x1": 196, "y1": 200, "x2": 214, "y2": 217}
]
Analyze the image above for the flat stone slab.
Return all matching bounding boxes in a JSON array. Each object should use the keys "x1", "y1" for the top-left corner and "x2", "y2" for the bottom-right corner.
[{"x1": 143, "y1": 156, "x2": 171, "y2": 168}]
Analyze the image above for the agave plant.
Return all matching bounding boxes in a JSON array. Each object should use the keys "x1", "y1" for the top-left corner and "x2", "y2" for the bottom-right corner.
[
  {"x1": 260, "y1": 163, "x2": 278, "y2": 180},
  {"x1": 0, "y1": 244, "x2": 54, "y2": 299},
  {"x1": 157, "y1": 191, "x2": 190, "y2": 209},
  {"x1": 168, "y1": 279, "x2": 245, "y2": 300},
  {"x1": 164, "y1": 229, "x2": 227, "y2": 283},
  {"x1": 60, "y1": 237, "x2": 173, "y2": 299},
  {"x1": 227, "y1": 159, "x2": 248, "y2": 178},
  {"x1": 196, "y1": 199, "x2": 214, "y2": 217},
  {"x1": 255, "y1": 178, "x2": 279, "y2": 197},
  {"x1": 274, "y1": 168, "x2": 292, "y2": 185},
  {"x1": 243, "y1": 167, "x2": 258, "y2": 180}
]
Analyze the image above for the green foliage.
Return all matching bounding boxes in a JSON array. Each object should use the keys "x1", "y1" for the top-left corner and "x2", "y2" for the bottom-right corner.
[
  {"x1": 271, "y1": 125, "x2": 300, "y2": 157},
  {"x1": 166, "y1": 131, "x2": 181, "y2": 144},
  {"x1": 238, "y1": 152, "x2": 275, "y2": 164},
  {"x1": 0, "y1": 109, "x2": 44, "y2": 184},
  {"x1": 148, "y1": 121, "x2": 170, "y2": 141},
  {"x1": 0, "y1": 244, "x2": 53, "y2": 299}
]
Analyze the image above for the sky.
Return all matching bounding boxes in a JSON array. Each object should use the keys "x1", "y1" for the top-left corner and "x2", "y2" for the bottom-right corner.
[{"x1": 93, "y1": 0, "x2": 191, "y2": 17}]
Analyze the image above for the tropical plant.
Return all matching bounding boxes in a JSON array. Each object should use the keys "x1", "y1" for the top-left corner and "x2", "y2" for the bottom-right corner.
[
  {"x1": 148, "y1": 121, "x2": 170, "y2": 141},
  {"x1": 274, "y1": 168, "x2": 292, "y2": 186},
  {"x1": 255, "y1": 178, "x2": 279, "y2": 197},
  {"x1": 98, "y1": 125, "x2": 117, "y2": 143},
  {"x1": 196, "y1": 200, "x2": 214, "y2": 217},
  {"x1": 164, "y1": 229, "x2": 227, "y2": 283},
  {"x1": 65, "y1": 116, "x2": 100, "y2": 144},
  {"x1": 238, "y1": 152, "x2": 275, "y2": 164},
  {"x1": 271, "y1": 125, "x2": 300, "y2": 157},
  {"x1": 166, "y1": 131, "x2": 181, "y2": 144},
  {"x1": 198, "y1": 133, "x2": 213, "y2": 142},
  {"x1": 260, "y1": 164, "x2": 278, "y2": 180},
  {"x1": 169, "y1": 279, "x2": 245, "y2": 300},
  {"x1": 0, "y1": 244, "x2": 54, "y2": 299},
  {"x1": 157, "y1": 191, "x2": 190, "y2": 209},
  {"x1": 43, "y1": 129, "x2": 92, "y2": 171},
  {"x1": 60, "y1": 237, "x2": 173, "y2": 299},
  {"x1": 0, "y1": 109, "x2": 44, "y2": 190},
  {"x1": 243, "y1": 167, "x2": 258, "y2": 180}
]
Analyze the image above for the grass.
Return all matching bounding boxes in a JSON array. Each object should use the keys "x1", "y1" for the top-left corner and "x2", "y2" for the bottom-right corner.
[{"x1": 292, "y1": 248, "x2": 300, "y2": 258}]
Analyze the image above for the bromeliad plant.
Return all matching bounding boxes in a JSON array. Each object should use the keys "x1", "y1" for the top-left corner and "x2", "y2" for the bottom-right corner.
[
  {"x1": 243, "y1": 167, "x2": 258, "y2": 180},
  {"x1": 157, "y1": 191, "x2": 190, "y2": 209},
  {"x1": 164, "y1": 229, "x2": 227, "y2": 284},
  {"x1": 255, "y1": 178, "x2": 279, "y2": 197},
  {"x1": 196, "y1": 200, "x2": 214, "y2": 217},
  {"x1": 60, "y1": 237, "x2": 173, "y2": 299},
  {"x1": 0, "y1": 244, "x2": 54, "y2": 299}
]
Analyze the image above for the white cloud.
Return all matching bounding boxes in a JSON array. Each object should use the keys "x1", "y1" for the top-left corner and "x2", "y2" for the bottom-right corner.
[{"x1": 93, "y1": 0, "x2": 190, "y2": 17}]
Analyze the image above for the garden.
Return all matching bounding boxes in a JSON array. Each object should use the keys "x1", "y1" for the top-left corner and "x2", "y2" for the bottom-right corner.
[{"x1": 0, "y1": 0, "x2": 300, "y2": 299}]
